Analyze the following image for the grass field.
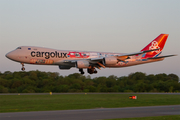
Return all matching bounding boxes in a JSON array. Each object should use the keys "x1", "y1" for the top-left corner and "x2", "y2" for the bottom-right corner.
[
  {"x1": 106, "y1": 115, "x2": 180, "y2": 120},
  {"x1": 0, "y1": 94, "x2": 180, "y2": 113}
]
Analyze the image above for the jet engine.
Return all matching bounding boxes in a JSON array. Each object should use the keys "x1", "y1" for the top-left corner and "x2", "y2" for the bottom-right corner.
[
  {"x1": 76, "y1": 60, "x2": 89, "y2": 68},
  {"x1": 103, "y1": 57, "x2": 118, "y2": 65}
]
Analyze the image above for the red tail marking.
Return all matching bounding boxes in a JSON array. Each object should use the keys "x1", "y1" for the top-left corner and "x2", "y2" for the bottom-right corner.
[{"x1": 141, "y1": 34, "x2": 169, "y2": 58}]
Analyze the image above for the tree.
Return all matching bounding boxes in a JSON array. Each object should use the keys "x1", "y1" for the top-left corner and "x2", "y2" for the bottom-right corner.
[
  {"x1": 0, "y1": 85, "x2": 9, "y2": 93},
  {"x1": 146, "y1": 74, "x2": 157, "y2": 83},
  {"x1": 3, "y1": 71, "x2": 13, "y2": 80},
  {"x1": 128, "y1": 72, "x2": 146, "y2": 81},
  {"x1": 156, "y1": 73, "x2": 168, "y2": 81},
  {"x1": 93, "y1": 77, "x2": 107, "y2": 87},
  {"x1": 106, "y1": 79, "x2": 116, "y2": 88},
  {"x1": 168, "y1": 74, "x2": 179, "y2": 82},
  {"x1": 29, "y1": 71, "x2": 38, "y2": 80},
  {"x1": 11, "y1": 79, "x2": 22, "y2": 88},
  {"x1": 0, "y1": 70, "x2": 179, "y2": 93}
]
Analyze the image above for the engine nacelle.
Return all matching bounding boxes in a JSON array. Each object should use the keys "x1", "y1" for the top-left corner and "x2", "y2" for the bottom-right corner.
[
  {"x1": 76, "y1": 60, "x2": 89, "y2": 68},
  {"x1": 103, "y1": 57, "x2": 117, "y2": 65}
]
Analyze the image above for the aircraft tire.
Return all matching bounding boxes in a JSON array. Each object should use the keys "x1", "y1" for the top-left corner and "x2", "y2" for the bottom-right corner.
[{"x1": 21, "y1": 67, "x2": 25, "y2": 71}]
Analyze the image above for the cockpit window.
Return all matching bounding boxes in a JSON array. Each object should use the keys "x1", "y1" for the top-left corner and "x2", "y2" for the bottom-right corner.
[{"x1": 16, "y1": 47, "x2": 21, "y2": 49}]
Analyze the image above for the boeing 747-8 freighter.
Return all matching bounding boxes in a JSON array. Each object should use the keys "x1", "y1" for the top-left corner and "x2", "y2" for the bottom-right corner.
[{"x1": 6, "y1": 34, "x2": 176, "y2": 74}]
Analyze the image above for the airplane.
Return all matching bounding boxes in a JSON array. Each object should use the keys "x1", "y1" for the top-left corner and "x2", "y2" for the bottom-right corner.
[{"x1": 6, "y1": 34, "x2": 176, "y2": 74}]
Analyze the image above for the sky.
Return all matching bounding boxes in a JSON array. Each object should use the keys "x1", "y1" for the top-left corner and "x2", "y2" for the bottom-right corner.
[{"x1": 0, "y1": 0, "x2": 180, "y2": 78}]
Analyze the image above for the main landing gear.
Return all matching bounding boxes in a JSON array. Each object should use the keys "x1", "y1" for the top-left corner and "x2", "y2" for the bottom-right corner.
[
  {"x1": 79, "y1": 68, "x2": 84, "y2": 74},
  {"x1": 21, "y1": 63, "x2": 25, "y2": 71},
  {"x1": 79, "y1": 67, "x2": 98, "y2": 74},
  {"x1": 87, "y1": 67, "x2": 97, "y2": 74}
]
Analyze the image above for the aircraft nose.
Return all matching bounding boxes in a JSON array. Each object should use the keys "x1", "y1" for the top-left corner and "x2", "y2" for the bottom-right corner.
[
  {"x1": 6, "y1": 53, "x2": 10, "y2": 58},
  {"x1": 6, "y1": 52, "x2": 14, "y2": 59}
]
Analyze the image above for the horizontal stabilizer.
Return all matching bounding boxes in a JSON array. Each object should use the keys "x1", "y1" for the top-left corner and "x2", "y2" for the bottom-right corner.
[
  {"x1": 118, "y1": 48, "x2": 161, "y2": 57},
  {"x1": 116, "y1": 48, "x2": 161, "y2": 61},
  {"x1": 142, "y1": 48, "x2": 161, "y2": 53},
  {"x1": 147, "y1": 54, "x2": 177, "y2": 59}
]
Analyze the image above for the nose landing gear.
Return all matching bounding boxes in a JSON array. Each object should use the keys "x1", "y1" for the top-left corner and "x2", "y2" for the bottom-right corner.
[{"x1": 21, "y1": 63, "x2": 25, "y2": 71}]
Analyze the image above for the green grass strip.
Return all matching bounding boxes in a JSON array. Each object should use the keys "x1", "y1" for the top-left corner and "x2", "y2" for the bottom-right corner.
[{"x1": 0, "y1": 94, "x2": 180, "y2": 112}]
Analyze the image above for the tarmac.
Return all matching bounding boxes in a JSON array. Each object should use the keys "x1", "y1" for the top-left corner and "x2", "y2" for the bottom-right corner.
[{"x1": 1, "y1": 105, "x2": 180, "y2": 120}]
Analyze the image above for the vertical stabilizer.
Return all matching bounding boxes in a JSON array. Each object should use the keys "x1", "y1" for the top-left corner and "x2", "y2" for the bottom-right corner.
[{"x1": 141, "y1": 34, "x2": 169, "y2": 58}]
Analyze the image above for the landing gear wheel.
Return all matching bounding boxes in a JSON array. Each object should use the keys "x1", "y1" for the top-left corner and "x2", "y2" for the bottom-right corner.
[
  {"x1": 79, "y1": 69, "x2": 84, "y2": 74},
  {"x1": 21, "y1": 67, "x2": 25, "y2": 71},
  {"x1": 87, "y1": 68, "x2": 93, "y2": 74},
  {"x1": 21, "y1": 63, "x2": 25, "y2": 71},
  {"x1": 87, "y1": 67, "x2": 97, "y2": 74},
  {"x1": 94, "y1": 69, "x2": 97, "y2": 74}
]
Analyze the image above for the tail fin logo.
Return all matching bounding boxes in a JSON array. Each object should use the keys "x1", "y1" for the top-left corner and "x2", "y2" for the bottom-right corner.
[{"x1": 149, "y1": 41, "x2": 160, "y2": 53}]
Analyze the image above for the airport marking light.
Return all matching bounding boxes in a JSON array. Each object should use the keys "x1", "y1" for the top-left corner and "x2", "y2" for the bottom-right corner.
[{"x1": 129, "y1": 96, "x2": 137, "y2": 99}]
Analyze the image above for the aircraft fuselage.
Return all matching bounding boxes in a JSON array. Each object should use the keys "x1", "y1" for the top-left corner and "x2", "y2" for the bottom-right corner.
[{"x1": 6, "y1": 34, "x2": 175, "y2": 74}]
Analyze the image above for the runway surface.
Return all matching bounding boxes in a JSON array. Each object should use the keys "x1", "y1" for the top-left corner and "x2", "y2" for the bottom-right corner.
[{"x1": 1, "y1": 105, "x2": 180, "y2": 120}]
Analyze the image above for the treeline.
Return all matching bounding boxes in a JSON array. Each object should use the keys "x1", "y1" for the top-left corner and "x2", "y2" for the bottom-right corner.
[{"x1": 0, "y1": 71, "x2": 179, "y2": 93}]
